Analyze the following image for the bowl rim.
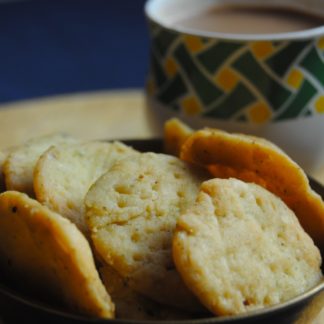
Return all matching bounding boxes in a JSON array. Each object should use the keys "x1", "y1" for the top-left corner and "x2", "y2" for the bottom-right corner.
[{"x1": 0, "y1": 277, "x2": 323, "y2": 323}]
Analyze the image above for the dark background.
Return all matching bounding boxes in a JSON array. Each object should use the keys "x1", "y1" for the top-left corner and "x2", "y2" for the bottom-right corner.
[{"x1": 0, "y1": 0, "x2": 149, "y2": 103}]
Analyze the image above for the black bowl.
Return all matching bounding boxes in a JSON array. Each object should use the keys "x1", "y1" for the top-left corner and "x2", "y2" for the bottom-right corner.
[{"x1": 0, "y1": 139, "x2": 323, "y2": 324}]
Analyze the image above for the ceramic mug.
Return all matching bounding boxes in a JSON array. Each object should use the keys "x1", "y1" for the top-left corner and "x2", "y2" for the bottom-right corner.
[{"x1": 145, "y1": 0, "x2": 324, "y2": 174}]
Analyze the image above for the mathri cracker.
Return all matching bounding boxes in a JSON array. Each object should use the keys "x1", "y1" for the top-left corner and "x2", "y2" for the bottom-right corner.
[
  {"x1": 0, "y1": 191, "x2": 115, "y2": 318},
  {"x1": 173, "y1": 178, "x2": 322, "y2": 315}
]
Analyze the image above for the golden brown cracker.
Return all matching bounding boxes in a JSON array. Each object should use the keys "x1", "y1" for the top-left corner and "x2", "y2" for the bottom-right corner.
[
  {"x1": 164, "y1": 118, "x2": 193, "y2": 156},
  {"x1": 3, "y1": 133, "x2": 77, "y2": 197},
  {"x1": 34, "y1": 141, "x2": 138, "y2": 233},
  {"x1": 85, "y1": 152, "x2": 208, "y2": 311},
  {"x1": 173, "y1": 178, "x2": 322, "y2": 316},
  {"x1": 0, "y1": 191, "x2": 115, "y2": 318},
  {"x1": 180, "y1": 128, "x2": 324, "y2": 249},
  {"x1": 100, "y1": 265, "x2": 192, "y2": 320}
]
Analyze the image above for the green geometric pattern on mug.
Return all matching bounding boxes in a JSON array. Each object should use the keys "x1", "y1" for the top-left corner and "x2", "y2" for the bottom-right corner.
[{"x1": 147, "y1": 26, "x2": 324, "y2": 123}]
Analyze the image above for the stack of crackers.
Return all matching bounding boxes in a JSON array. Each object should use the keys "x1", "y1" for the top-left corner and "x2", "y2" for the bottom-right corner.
[{"x1": 0, "y1": 118, "x2": 322, "y2": 320}]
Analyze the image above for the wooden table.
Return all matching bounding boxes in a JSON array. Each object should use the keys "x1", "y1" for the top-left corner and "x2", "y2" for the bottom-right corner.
[
  {"x1": 0, "y1": 90, "x2": 158, "y2": 147},
  {"x1": 0, "y1": 89, "x2": 323, "y2": 323}
]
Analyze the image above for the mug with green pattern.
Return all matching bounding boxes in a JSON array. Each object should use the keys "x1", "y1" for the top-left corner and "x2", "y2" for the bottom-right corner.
[{"x1": 145, "y1": 0, "x2": 324, "y2": 174}]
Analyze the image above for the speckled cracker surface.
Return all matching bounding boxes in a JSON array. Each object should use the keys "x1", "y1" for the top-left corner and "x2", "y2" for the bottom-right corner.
[
  {"x1": 34, "y1": 141, "x2": 138, "y2": 233},
  {"x1": 100, "y1": 265, "x2": 193, "y2": 320},
  {"x1": 180, "y1": 128, "x2": 324, "y2": 249},
  {"x1": 3, "y1": 133, "x2": 77, "y2": 197},
  {"x1": 85, "y1": 152, "x2": 208, "y2": 310},
  {"x1": 173, "y1": 178, "x2": 322, "y2": 316},
  {"x1": 0, "y1": 191, "x2": 115, "y2": 318}
]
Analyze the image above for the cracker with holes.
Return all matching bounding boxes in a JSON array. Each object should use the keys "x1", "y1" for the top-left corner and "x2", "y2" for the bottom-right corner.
[
  {"x1": 173, "y1": 178, "x2": 322, "y2": 316},
  {"x1": 0, "y1": 191, "x2": 115, "y2": 318},
  {"x1": 164, "y1": 118, "x2": 193, "y2": 157},
  {"x1": 85, "y1": 152, "x2": 208, "y2": 311},
  {"x1": 100, "y1": 265, "x2": 194, "y2": 320},
  {"x1": 34, "y1": 141, "x2": 138, "y2": 233},
  {"x1": 180, "y1": 128, "x2": 324, "y2": 250},
  {"x1": 3, "y1": 133, "x2": 77, "y2": 197}
]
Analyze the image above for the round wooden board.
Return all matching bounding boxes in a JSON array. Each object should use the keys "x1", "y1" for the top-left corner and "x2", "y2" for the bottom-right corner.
[{"x1": 0, "y1": 89, "x2": 160, "y2": 148}]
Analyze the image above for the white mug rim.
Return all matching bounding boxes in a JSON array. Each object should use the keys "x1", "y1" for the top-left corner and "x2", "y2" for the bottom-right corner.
[{"x1": 145, "y1": 0, "x2": 324, "y2": 41}]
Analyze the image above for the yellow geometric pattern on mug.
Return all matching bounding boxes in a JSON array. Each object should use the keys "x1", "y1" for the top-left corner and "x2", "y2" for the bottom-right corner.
[
  {"x1": 315, "y1": 96, "x2": 324, "y2": 114},
  {"x1": 249, "y1": 102, "x2": 272, "y2": 123},
  {"x1": 181, "y1": 96, "x2": 203, "y2": 116},
  {"x1": 149, "y1": 27, "x2": 323, "y2": 121},
  {"x1": 165, "y1": 57, "x2": 178, "y2": 77},
  {"x1": 251, "y1": 41, "x2": 274, "y2": 59},
  {"x1": 287, "y1": 69, "x2": 304, "y2": 90},
  {"x1": 215, "y1": 67, "x2": 239, "y2": 92},
  {"x1": 184, "y1": 35, "x2": 204, "y2": 53},
  {"x1": 318, "y1": 37, "x2": 324, "y2": 50}
]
